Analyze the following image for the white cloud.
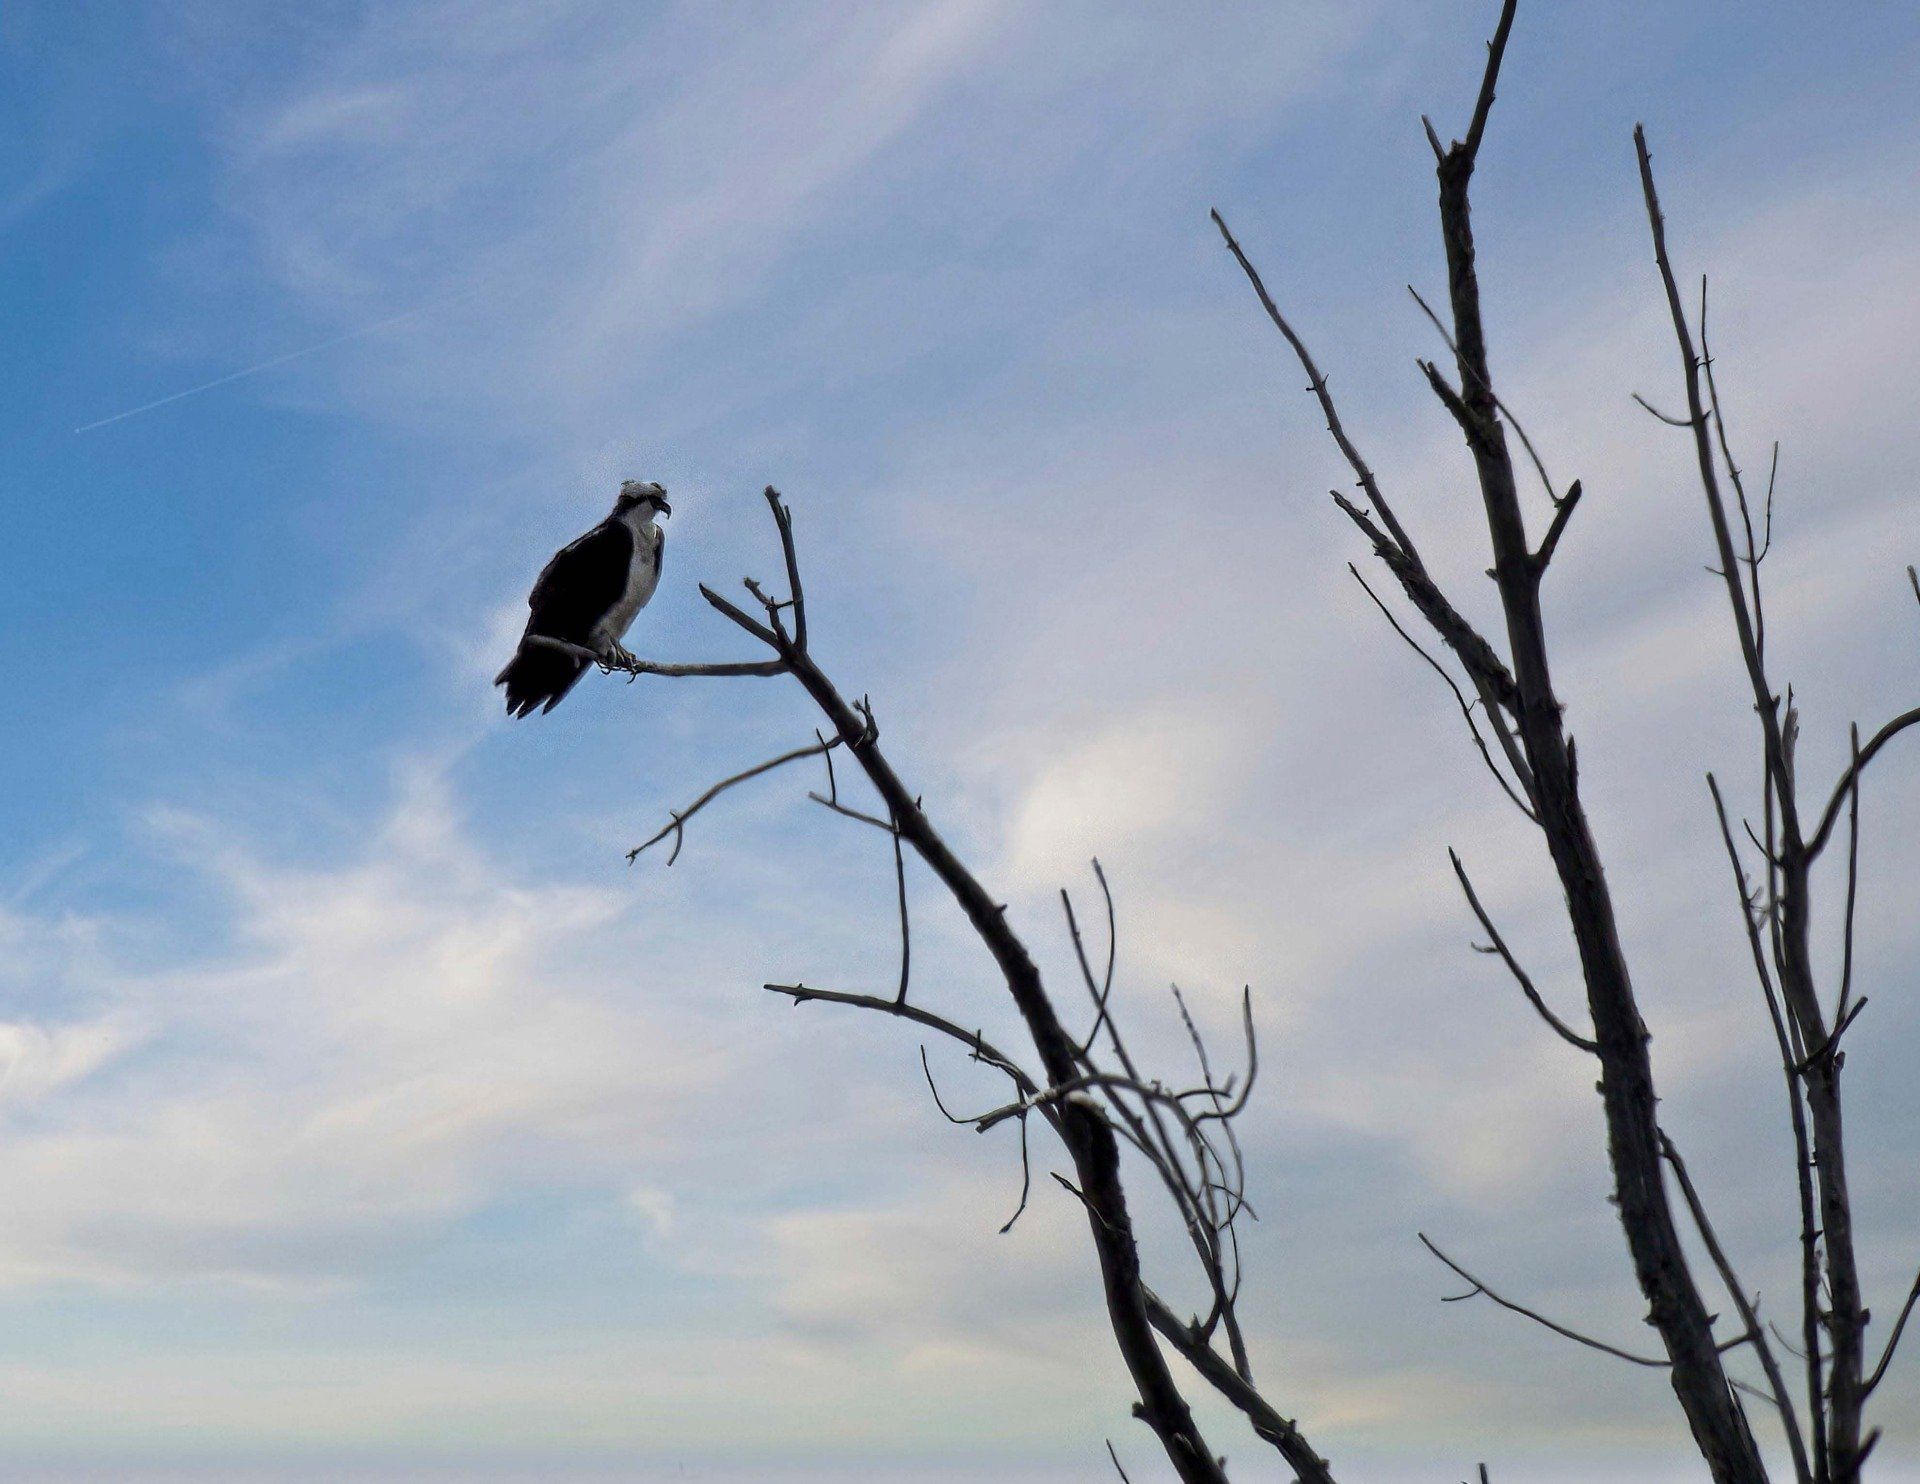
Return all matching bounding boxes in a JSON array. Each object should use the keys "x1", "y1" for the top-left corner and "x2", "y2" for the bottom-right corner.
[{"x1": 0, "y1": 767, "x2": 718, "y2": 1290}]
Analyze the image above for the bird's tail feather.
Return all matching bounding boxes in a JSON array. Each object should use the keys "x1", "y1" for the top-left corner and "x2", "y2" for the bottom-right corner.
[{"x1": 495, "y1": 641, "x2": 589, "y2": 718}]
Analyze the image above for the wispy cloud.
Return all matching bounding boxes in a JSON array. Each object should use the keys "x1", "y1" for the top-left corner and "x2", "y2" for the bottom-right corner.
[{"x1": 0, "y1": 766, "x2": 718, "y2": 1290}]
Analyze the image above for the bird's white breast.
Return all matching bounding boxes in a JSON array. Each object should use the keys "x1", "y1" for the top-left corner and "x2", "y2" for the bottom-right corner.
[{"x1": 596, "y1": 512, "x2": 662, "y2": 645}]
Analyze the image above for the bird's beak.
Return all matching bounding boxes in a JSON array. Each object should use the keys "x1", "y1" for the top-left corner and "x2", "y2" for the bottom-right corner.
[{"x1": 656, "y1": 499, "x2": 672, "y2": 518}]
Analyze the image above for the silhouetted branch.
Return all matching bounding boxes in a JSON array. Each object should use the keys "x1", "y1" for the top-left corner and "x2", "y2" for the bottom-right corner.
[
  {"x1": 1328, "y1": 492, "x2": 1522, "y2": 715},
  {"x1": 523, "y1": 632, "x2": 783, "y2": 679},
  {"x1": 1808, "y1": 706, "x2": 1920, "y2": 857},
  {"x1": 1421, "y1": 1234, "x2": 1674, "y2": 1367},
  {"x1": 889, "y1": 810, "x2": 912, "y2": 1004},
  {"x1": 1865, "y1": 1268, "x2": 1920, "y2": 1396},
  {"x1": 1350, "y1": 565, "x2": 1535, "y2": 820},
  {"x1": 1407, "y1": 284, "x2": 1557, "y2": 504},
  {"x1": 770, "y1": 982, "x2": 1044, "y2": 1106},
  {"x1": 1630, "y1": 392, "x2": 1700, "y2": 428},
  {"x1": 1449, "y1": 849, "x2": 1597, "y2": 1052},
  {"x1": 1707, "y1": 774, "x2": 1827, "y2": 1478},
  {"x1": 1142, "y1": 1287, "x2": 1336, "y2": 1484},
  {"x1": 1459, "y1": 0, "x2": 1518, "y2": 160},
  {"x1": 1660, "y1": 1131, "x2": 1812, "y2": 1484},
  {"x1": 628, "y1": 737, "x2": 843, "y2": 865},
  {"x1": 1533, "y1": 480, "x2": 1583, "y2": 572},
  {"x1": 1212, "y1": 207, "x2": 1424, "y2": 569}
]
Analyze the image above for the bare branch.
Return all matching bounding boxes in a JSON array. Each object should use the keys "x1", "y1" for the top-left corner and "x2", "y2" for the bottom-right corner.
[
  {"x1": 1350, "y1": 565, "x2": 1536, "y2": 820},
  {"x1": 1630, "y1": 392, "x2": 1701, "y2": 429},
  {"x1": 1660, "y1": 1130, "x2": 1812, "y2": 1484},
  {"x1": 918, "y1": 1045, "x2": 979, "y2": 1126},
  {"x1": 522, "y1": 632, "x2": 783, "y2": 679},
  {"x1": 1408, "y1": 284, "x2": 1558, "y2": 505},
  {"x1": 809, "y1": 791, "x2": 897, "y2": 833},
  {"x1": 755, "y1": 613, "x2": 1242, "y2": 1480},
  {"x1": 1836, "y1": 723, "x2": 1863, "y2": 1029},
  {"x1": 699, "y1": 582, "x2": 782, "y2": 648},
  {"x1": 1865, "y1": 1268, "x2": 1920, "y2": 1396},
  {"x1": 1635, "y1": 126, "x2": 1791, "y2": 814},
  {"x1": 890, "y1": 809, "x2": 912, "y2": 1004},
  {"x1": 1708, "y1": 775, "x2": 1828, "y2": 1475},
  {"x1": 1460, "y1": 0, "x2": 1519, "y2": 162},
  {"x1": 1448, "y1": 850, "x2": 1597, "y2": 1052},
  {"x1": 1142, "y1": 1286, "x2": 1336, "y2": 1484},
  {"x1": 1533, "y1": 479, "x2": 1583, "y2": 572},
  {"x1": 1420, "y1": 1234, "x2": 1669, "y2": 1367},
  {"x1": 1000, "y1": 1105, "x2": 1034, "y2": 1235},
  {"x1": 769, "y1": 983, "x2": 1044, "y2": 1106},
  {"x1": 1212, "y1": 207, "x2": 1425, "y2": 568},
  {"x1": 1419, "y1": 356, "x2": 1478, "y2": 441},
  {"x1": 1330, "y1": 492, "x2": 1521, "y2": 712},
  {"x1": 1808, "y1": 706, "x2": 1920, "y2": 857},
  {"x1": 1066, "y1": 865, "x2": 1122, "y2": 1056},
  {"x1": 628, "y1": 737, "x2": 842, "y2": 865},
  {"x1": 1698, "y1": 280, "x2": 1770, "y2": 661},
  {"x1": 764, "y1": 486, "x2": 808, "y2": 651}
]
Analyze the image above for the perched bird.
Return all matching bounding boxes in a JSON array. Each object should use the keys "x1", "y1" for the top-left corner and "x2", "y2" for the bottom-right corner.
[{"x1": 495, "y1": 479, "x2": 671, "y2": 717}]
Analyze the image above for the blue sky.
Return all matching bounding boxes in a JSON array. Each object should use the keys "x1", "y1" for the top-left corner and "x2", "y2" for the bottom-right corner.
[{"x1": 4, "y1": 2, "x2": 1920, "y2": 1479}]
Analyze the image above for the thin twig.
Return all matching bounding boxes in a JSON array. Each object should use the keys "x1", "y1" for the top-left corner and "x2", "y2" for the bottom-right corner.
[
  {"x1": 1407, "y1": 283, "x2": 1557, "y2": 504},
  {"x1": 1630, "y1": 392, "x2": 1700, "y2": 429},
  {"x1": 1808, "y1": 706, "x2": 1920, "y2": 857},
  {"x1": 1698, "y1": 281, "x2": 1773, "y2": 668},
  {"x1": 1000, "y1": 1107, "x2": 1034, "y2": 1235},
  {"x1": 627, "y1": 737, "x2": 842, "y2": 865},
  {"x1": 1533, "y1": 480, "x2": 1583, "y2": 572},
  {"x1": 1066, "y1": 866, "x2": 1122, "y2": 1056},
  {"x1": 771, "y1": 984, "x2": 1044, "y2": 1107},
  {"x1": 1420, "y1": 1233, "x2": 1669, "y2": 1367},
  {"x1": 1449, "y1": 850, "x2": 1597, "y2": 1052},
  {"x1": 808, "y1": 792, "x2": 897, "y2": 833},
  {"x1": 1708, "y1": 775, "x2": 1828, "y2": 1476},
  {"x1": 1351, "y1": 565, "x2": 1536, "y2": 819},
  {"x1": 1212, "y1": 208, "x2": 1425, "y2": 568},
  {"x1": 1660, "y1": 1130, "x2": 1811, "y2": 1484},
  {"x1": 1329, "y1": 492, "x2": 1522, "y2": 715},
  {"x1": 1835, "y1": 723, "x2": 1862, "y2": 1030},
  {"x1": 1865, "y1": 1268, "x2": 1920, "y2": 1395},
  {"x1": 890, "y1": 806, "x2": 912, "y2": 1004},
  {"x1": 1460, "y1": 0, "x2": 1518, "y2": 161}
]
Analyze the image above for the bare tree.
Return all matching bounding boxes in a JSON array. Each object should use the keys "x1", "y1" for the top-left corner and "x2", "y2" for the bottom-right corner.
[
  {"x1": 1208, "y1": 1, "x2": 1918, "y2": 1480},
  {"x1": 557, "y1": 3, "x2": 1917, "y2": 1479},
  {"x1": 609, "y1": 485, "x2": 1336, "y2": 1482}
]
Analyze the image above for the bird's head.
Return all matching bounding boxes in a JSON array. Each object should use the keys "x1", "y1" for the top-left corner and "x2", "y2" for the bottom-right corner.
[{"x1": 615, "y1": 479, "x2": 671, "y2": 519}]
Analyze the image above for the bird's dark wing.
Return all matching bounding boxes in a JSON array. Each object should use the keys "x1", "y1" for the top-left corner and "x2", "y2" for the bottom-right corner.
[
  {"x1": 525, "y1": 519, "x2": 634, "y2": 642},
  {"x1": 495, "y1": 518, "x2": 636, "y2": 718}
]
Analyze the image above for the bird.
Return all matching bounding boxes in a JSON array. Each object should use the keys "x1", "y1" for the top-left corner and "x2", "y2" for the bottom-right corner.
[{"x1": 495, "y1": 479, "x2": 671, "y2": 717}]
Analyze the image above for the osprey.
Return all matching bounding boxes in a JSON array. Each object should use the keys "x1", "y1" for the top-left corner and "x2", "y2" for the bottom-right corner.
[{"x1": 495, "y1": 479, "x2": 671, "y2": 717}]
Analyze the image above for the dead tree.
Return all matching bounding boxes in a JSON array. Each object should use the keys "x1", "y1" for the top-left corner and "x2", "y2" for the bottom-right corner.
[
  {"x1": 612, "y1": 486, "x2": 1333, "y2": 1482},
  {"x1": 1208, "y1": 2, "x2": 1917, "y2": 1480},
  {"x1": 567, "y1": 5, "x2": 1918, "y2": 1480}
]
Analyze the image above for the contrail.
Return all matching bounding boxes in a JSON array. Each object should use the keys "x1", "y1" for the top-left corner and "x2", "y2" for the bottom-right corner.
[{"x1": 73, "y1": 301, "x2": 435, "y2": 434}]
